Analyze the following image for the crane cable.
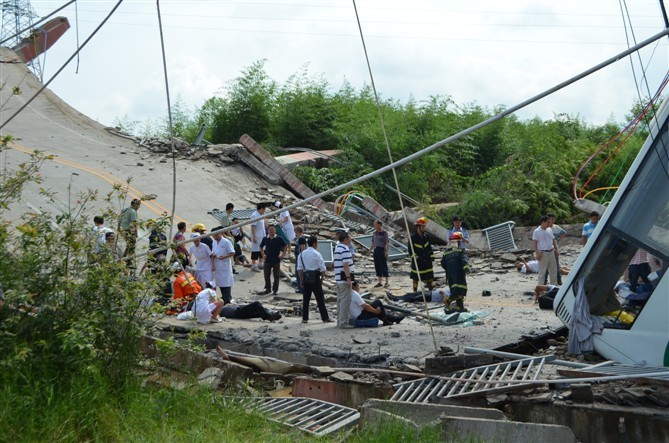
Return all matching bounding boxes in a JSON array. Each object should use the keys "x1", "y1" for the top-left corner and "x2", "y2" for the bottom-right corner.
[{"x1": 352, "y1": 0, "x2": 438, "y2": 354}]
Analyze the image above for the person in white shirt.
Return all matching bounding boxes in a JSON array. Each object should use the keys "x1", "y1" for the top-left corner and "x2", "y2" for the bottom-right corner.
[
  {"x1": 349, "y1": 281, "x2": 403, "y2": 326},
  {"x1": 516, "y1": 257, "x2": 569, "y2": 275},
  {"x1": 333, "y1": 232, "x2": 355, "y2": 329},
  {"x1": 189, "y1": 233, "x2": 214, "y2": 288},
  {"x1": 388, "y1": 288, "x2": 450, "y2": 303},
  {"x1": 532, "y1": 215, "x2": 559, "y2": 285},
  {"x1": 275, "y1": 201, "x2": 295, "y2": 242},
  {"x1": 191, "y1": 282, "x2": 224, "y2": 324},
  {"x1": 249, "y1": 203, "x2": 267, "y2": 272},
  {"x1": 212, "y1": 227, "x2": 235, "y2": 304},
  {"x1": 296, "y1": 236, "x2": 332, "y2": 324}
]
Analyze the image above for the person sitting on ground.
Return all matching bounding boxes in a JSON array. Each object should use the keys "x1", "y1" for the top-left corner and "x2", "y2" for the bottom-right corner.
[
  {"x1": 190, "y1": 281, "x2": 224, "y2": 324},
  {"x1": 219, "y1": 300, "x2": 282, "y2": 322},
  {"x1": 350, "y1": 280, "x2": 404, "y2": 326},
  {"x1": 516, "y1": 258, "x2": 570, "y2": 275},
  {"x1": 387, "y1": 288, "x2": 451, "y2": 304},
  {"x1": 170, "y1": 262, "x2": 202, "y2": 314}
]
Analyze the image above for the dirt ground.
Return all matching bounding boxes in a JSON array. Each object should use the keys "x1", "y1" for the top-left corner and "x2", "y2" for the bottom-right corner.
[{"x1": 159, "y1": 245, "x2": 581, "y2": 365}]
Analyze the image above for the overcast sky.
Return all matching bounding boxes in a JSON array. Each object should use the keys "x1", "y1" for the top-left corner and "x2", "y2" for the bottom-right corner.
[{"x1": 27, "y1": 0, "x2": 669, "y2": 129}]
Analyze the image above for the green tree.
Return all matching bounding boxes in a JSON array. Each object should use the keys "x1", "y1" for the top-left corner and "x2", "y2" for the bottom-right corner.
[{"x1": 211, "y1": 60, "x2": 276, "y2": 143}]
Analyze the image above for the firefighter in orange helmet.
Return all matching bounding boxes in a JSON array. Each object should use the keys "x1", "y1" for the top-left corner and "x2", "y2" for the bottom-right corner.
[{"x1": 408, "y1": 217, "x2": 435, "y2": 292}]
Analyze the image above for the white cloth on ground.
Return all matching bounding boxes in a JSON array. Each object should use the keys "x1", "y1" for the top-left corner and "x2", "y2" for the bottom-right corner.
[{"x1": 567, "y1": 278, "x2": 603, "y2": 355}]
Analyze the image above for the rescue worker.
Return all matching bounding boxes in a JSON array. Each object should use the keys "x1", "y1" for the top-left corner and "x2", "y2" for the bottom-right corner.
[
  {"x1": 170, "y1": 262, "x2": 202, "y2": 314},
  {"x1": 441, "y1": 232, "x2": 471, "y2": 313},
  {"x1": 408, "y1": 217, "x2": 435, "y2": 292}
]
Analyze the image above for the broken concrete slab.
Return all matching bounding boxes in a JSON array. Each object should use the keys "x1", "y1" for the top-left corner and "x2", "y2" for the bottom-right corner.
[
  {"x1": 360, "y1": 399, "x2": 506, "y2": 426},
  {"x1": 424, "y1": 354, "x2": 493, "y2": 375},
  {"x1": 292, "y1": 376, "x2": 394, "y2": 408},
  {"x1": 439, "y1": 414, "x2": 576, "y2": 443}
]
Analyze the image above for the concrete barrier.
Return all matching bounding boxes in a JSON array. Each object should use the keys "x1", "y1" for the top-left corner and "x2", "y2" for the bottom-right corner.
[
  {"x1": 360, "y1": 399, "x2": 505, "y2": 426},
  {"x1": 440, "y1": 415, "x2": 576, "y2": 443}
]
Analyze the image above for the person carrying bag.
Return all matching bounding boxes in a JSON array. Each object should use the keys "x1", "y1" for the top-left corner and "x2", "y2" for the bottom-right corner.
[{"x1": 296, "y1": 236, "x2": 332, "y2": 324}]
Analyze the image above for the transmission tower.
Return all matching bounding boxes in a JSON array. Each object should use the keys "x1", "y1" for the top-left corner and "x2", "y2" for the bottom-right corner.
[
  {"x1": 1, "y1": 0, "x2": 43, "y2": 80},
  {"x1": 1, "y1": 0, "x2": 38, "y2": 46}
]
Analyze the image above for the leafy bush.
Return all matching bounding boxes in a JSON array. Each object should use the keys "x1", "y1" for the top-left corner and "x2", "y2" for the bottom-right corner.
[{"x1": 0, "y1": 146, "x2": 164, "y2": 438}]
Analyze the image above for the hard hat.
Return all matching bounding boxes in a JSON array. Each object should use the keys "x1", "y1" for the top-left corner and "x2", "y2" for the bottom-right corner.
[
  {"x1": 170, "y1": 262, "x2": 181, "y2": 272},
  {"x1": 449, "y1": 232, "x2": 463, "y2": 241},
  {"x1": 192, "y1": 223, "x2": 206, "y2": 232},
  {"x1": 414, "y1": 217, "x2": 428, "y2": 226}
]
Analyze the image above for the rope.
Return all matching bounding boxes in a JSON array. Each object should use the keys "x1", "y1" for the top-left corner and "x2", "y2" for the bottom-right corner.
[
  {"x1": 572, "y1": 71, "x2": 669, "y2": 200},
  {"x1": 75, "y1": 0, "x2": 81, "y2": 73},
  {"x1": 155, "y1": 0, "x2": 177, "y2": 244},
  {"x1": 0, "y1": 0, "x2": 125, "y2": 132},
  {"x1": 351, "y1": 0, "x2": 438, "y2": 354}
]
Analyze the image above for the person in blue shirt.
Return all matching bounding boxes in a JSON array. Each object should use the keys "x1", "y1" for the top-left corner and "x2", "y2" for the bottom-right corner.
[
  {"x1": 448, "y1": 216, "x2": 470, "y2": 249},
  {"x1": 581, "y1": 211, "x2": 600, "y2": 246}
]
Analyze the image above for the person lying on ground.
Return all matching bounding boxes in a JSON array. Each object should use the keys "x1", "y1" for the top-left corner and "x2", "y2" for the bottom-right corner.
[
  {"x1": 386, "y1": 288, "x2": 451, "y2": 304},
  {"x1": 534, "y1": 284, "x2": 559, "y2": 303},
  {"x1": 516, "y1": 258, "x2": 569, "y2": 275},
  {"x1": 219, "y1": 301, "x2": 282, "y2": 322},
  {"x1": 350, "y1": 281, "x2": 404, "y2": 326}
]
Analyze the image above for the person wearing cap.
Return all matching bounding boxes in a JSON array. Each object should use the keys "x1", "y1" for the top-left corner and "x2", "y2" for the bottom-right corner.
[
  {"x1": 119, "y1": 198, "x2": 141, "y2": 270},
  {"x1": 349, "y1": 280, "x2": 404, "y2": 326},
  {"x1": 192, "y1": 223, "x2": 213, "y2": 249},
  {"x1": 249, "y1": 203, "x2": 267, "y2": 272},
  {"x1": 448, "y1": 216, "x2": 470, "y2": 250},
  {"x1": 212, "y1": 227, "x2": 235, "y2": 304},
  {"x1": 408, "y1": 217, "x2": 435, "y2": 293},
  {"x1": 441, "y1": 233, "x2": 471, "y2": 313},
  {"x1": 170, "y1": 262, "x2": 202, "y2": 314},
  {"x1": 189, "y1": 233, "x2": 214, "y2": 288},
  {"x1": 275, "y1": 201, "x2": 295, "y2": 242}
]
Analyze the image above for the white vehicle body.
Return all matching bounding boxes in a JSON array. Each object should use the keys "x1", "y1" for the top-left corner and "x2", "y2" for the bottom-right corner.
[{"x1": 553, "y1": 98, "x2": 669, "y2": 367}]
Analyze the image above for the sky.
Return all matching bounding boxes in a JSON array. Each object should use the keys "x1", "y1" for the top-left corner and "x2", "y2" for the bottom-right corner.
[{"x1": 20, "y1": 0, "x2": 669, "y2": 129}]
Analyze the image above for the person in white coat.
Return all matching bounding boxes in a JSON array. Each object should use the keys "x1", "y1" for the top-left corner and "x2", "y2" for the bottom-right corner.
[
  {"x1": 275, "y1": 201, "x2": 295, "y2": 242},
  {"x1": 212, "y1": 226, "x2": 235, "y2": 304},
  {"x1": 189, "y1": 233, "x2": 214, "y2": 288}
]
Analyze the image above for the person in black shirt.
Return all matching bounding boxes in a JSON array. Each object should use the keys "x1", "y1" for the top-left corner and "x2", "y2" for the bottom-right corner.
[{"x1": 260, "y1": 225, "x2": 288, "y2": 295}]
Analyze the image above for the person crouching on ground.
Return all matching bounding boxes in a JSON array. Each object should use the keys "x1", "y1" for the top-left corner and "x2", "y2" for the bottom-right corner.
[
  {"x1": 350, "y1": 281, "x2": 404, "y2": 326},
  {"x1": 441, "y1": 233, "x2": 471, "y2": 313},
  {"x1": 191, "y1": 281, "x2": 224, "y2": 324},
  {"x1": 170, "y1": 262, "x2": 202, "y2": 314}
]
